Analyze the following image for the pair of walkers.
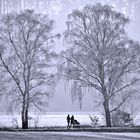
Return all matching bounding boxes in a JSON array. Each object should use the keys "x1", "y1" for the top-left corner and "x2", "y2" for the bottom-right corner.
[{"x1": 66, "y1": 114, "x2": 74, "y2": 128}]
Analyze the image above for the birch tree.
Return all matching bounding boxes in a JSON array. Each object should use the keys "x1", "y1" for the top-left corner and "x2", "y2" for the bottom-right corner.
[
  {"x1": 0, "y1": 10, "x2": 58, "y2": 129},
  {"x1": 61, "y1": 4, "x2": 140, "y2": 127}
]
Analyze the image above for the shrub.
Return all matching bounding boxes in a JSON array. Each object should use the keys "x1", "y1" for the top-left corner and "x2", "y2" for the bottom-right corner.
[
  {"x1": 112, "y1": 109, "x2": 133, "y2": 127},
  {"x1": 11, "y1": 118, "x2": 19, "y2": 128},
  {"x1": 89, "y1": 115, "x2": 99, "y2": 127}
]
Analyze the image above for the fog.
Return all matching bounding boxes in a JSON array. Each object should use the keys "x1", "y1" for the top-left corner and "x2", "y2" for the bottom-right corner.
[{"x1": 0, "y1": 0, "x2": 140, "y2": 114}]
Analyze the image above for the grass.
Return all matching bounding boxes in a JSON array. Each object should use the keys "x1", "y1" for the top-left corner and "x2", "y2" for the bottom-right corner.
[{"x1": 0, "y1": 126, "x2": 140, "y2": 132}]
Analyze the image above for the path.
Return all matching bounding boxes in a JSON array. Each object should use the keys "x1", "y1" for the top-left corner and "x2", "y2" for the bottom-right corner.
[{"x1": 0, "y1": 131, "x2": 140, "y2": 140}]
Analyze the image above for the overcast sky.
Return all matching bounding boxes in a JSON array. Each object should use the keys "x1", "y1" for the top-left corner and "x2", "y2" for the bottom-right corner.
[
  {"x1": 47, "y1": 0, "x2": 140, "y2": 113},
  {"x1": 0, "y1": 0, "x2": 140, "y2": 114}
]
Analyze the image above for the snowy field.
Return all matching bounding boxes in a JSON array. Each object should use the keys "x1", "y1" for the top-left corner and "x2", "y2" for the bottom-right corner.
[
  {"x1": 0, "y1": 112, "x2": 103, "y2": 128},
  {"x1": 0, "y1": 131, "x2": 140, "y2": 140},
  {"x1": 0, "y1": 112, "x2": 140, "y2": 128}
]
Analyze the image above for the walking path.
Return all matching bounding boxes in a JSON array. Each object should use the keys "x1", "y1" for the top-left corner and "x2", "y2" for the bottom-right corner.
[{"x1": 0, "y1": 131, "x2": 140, "y2": 140}]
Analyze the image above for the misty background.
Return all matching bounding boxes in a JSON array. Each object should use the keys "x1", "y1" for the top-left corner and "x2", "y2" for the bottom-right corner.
[{"x1": 0, "y1": 0, "x2": 140, "y2": 114}]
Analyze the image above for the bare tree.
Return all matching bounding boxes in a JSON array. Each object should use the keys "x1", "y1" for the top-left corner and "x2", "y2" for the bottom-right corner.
[
  {"x1": 61, "y1": 4, "x2": 140, "y2": 127},
  {"x1": 0, "y1": 10, "x2": 59, "y2": 129}
]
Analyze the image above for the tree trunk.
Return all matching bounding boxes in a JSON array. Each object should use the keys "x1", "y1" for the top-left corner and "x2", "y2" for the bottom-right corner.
[
  {"x1": 103, "y1": 100, "x2": 112, "y2": 127},
  {"x1": 21, "y1": 107, "x2": 28, "y2": 129}
]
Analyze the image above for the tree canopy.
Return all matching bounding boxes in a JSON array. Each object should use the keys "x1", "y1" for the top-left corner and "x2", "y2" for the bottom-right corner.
[
  {"x1": 61, "y1": 4, "x2": 140, "y2": 126},
  {"x1": 0, "y1": 10, "x2": 58, "y2": 128}
]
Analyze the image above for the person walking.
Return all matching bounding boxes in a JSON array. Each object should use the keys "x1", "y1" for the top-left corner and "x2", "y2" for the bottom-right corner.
[
  {"x1": 71, "y1": 115, "x2": 74, "y2": 127},
  {"x1": 66, "y1": 114, "x2": 70, "y2": 128}
]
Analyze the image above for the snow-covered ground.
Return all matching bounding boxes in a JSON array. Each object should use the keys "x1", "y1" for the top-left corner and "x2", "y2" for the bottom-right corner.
[
  {"x1": 0, "y1": 112, "x2": 139, "y2": 128},
  {"x1": 0, "y1": 114, "x2": 103, "y2": 128}
]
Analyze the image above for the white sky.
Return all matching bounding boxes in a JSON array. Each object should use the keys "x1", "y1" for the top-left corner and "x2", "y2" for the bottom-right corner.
[
  {"x1": 0, "y1": 0, "x2": 140, "y2": 114},
  {"x1": 47, "y1": 0, "x2": 140, "y2": 113}
]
